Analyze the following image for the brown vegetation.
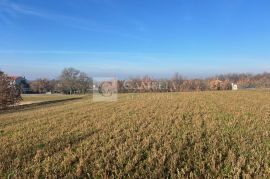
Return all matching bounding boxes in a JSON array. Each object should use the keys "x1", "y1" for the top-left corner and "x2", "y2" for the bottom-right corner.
[
  {"x1": 0, "y1": 71, "x2": 22, "y2": 109},
  {"x1": 1, "y1": 91, "x2": 270, "y2": 177},
  {"x1": 117, "y1": 72, "x2": 270, "y2": 93}
]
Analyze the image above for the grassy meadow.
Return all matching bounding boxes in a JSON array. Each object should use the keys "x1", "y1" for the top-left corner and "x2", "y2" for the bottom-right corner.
[
  {"x1": 0, "y1": 91, "x2": 270, "y2": 178},
  {"x1": 21, "y1": 94, "x2": 82, "y2": 104}
]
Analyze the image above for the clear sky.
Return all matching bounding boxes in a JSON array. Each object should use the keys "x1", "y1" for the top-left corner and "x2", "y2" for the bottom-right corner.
[{"x1": 0, "y1": 0, "x2": 270, "y2": 79}]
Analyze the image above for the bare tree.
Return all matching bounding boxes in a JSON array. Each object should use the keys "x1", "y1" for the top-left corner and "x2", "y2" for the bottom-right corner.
[
  {"x1": 0, "y1": 72, "x2": 22, "y2": 109},
  {"x1": 59, "y1": 68, "x2": 80, "y2": 94},
  {"x1": 77, "y1": 72, "x2": 92, "y2": 94},
  {"x1": 48, "y1": 79, "x2": 59, "y2": 93},
  {"x1": 30, "y1": 79, "x2": 50, "y2": 93},
  {"x1": 209, "y1": 79, "x2": 221, "y2": 90},
  {"x1": 59, "y1": 68, "x2": 92, "y2": 94},
  {"x1": 171, "y1": 72, "x2": 183, "y2": 91},
  {"x1": 141, "y1": 75, "x2": 152, "y2": 92},
  {"x1": 220, "y1": 80, "x2": 232, "y2": 90}
]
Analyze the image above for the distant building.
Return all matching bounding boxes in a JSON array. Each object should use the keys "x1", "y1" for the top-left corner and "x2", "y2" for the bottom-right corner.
[
  {"x1": 232, "y1": 83, "x2": 238, "y2": 90},
  {"x1": 9, "y1": 76, "x2": 30, "y2": 93}
]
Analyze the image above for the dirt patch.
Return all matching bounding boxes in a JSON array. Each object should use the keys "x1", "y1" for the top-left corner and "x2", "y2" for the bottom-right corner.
[{"x1": 19, "y1": 101, "x2": 42, "y2": 105}]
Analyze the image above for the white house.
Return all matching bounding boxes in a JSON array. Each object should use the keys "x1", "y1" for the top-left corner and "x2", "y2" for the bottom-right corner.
[{"x1": 231, "y1": 83, "x2": 238, "y2": 90}]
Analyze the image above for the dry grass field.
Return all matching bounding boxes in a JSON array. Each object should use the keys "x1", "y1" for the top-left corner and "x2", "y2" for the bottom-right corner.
[
  {"x1": 21, "y1": 94, "x2": 82, "y2": 104},
  {"x1": 1, "y1": 91, "x2": 270, "y2": 178}
]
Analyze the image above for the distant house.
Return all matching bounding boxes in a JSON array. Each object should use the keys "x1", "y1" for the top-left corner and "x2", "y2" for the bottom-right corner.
[
  {"x1": 9, "y1": 76, "x2": 30, "y2": 93},
  {"x1": 231, "y1": 83, "x2": 238, "y2": 90}
]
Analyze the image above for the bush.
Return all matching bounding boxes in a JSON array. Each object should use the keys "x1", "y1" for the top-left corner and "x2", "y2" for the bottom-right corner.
[{"x1": 0, "y1": 72, "x2": 22, "y2": 109}]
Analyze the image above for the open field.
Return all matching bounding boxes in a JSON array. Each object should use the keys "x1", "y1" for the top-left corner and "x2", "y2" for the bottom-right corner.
[{"x1": 1, "y1": 91, "x2": 270, "y2": 178}]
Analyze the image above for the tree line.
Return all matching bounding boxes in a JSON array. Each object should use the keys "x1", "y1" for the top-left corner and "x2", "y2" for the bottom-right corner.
[
  {"x1": 30, "y1": 68, "x2": 93, "y2": 94},
  {"x1": 29, "y1": 70, "x2": 270, "y2": 94},
  {"x1": 3, "y1": 68, "x2": 270, "y2": 95},
  {"x1": 1, "y1": 68, "x2": 270, "y2": 108},
  {"x1": 117, "y1": 72, "x2": 270, "y2": 93}
]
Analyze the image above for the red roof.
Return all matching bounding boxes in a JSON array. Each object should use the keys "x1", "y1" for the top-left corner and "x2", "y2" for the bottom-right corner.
[{"x1": 8, "y1": 76, "x2": 21, "y2": 80}]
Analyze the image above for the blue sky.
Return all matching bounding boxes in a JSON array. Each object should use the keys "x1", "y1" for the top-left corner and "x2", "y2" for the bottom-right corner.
[{"x1": 0, "y1": 0, "x2": 270, "y2": 79}]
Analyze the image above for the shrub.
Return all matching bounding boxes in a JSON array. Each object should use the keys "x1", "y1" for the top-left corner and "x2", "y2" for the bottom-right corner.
[{"x1": 0, "y1": 72, "x2": 22, "y2": 109}]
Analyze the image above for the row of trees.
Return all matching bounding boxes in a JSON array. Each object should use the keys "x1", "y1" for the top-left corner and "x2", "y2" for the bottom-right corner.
[
  {"x1": 215, "y1": 73, "x2": 270, "y2": 89},
  {"x1": 29, "y1": 70, "x2": 270, "y2": 94},
  {"x1": 116, "y1": 72, "x2": 270, "y2": 93},
  {"x1": 1, "y1": 68, "x2": 270, "y2": 108},
  {"x1": 7, "y1": 68, "x2": 270, "y2": 95},
  {"x1": 2, "y1": 68, "x2": 269, "y2": 109},
  {"x1": 30, "y1": 68, "x2": 92, "y2": 94}
]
